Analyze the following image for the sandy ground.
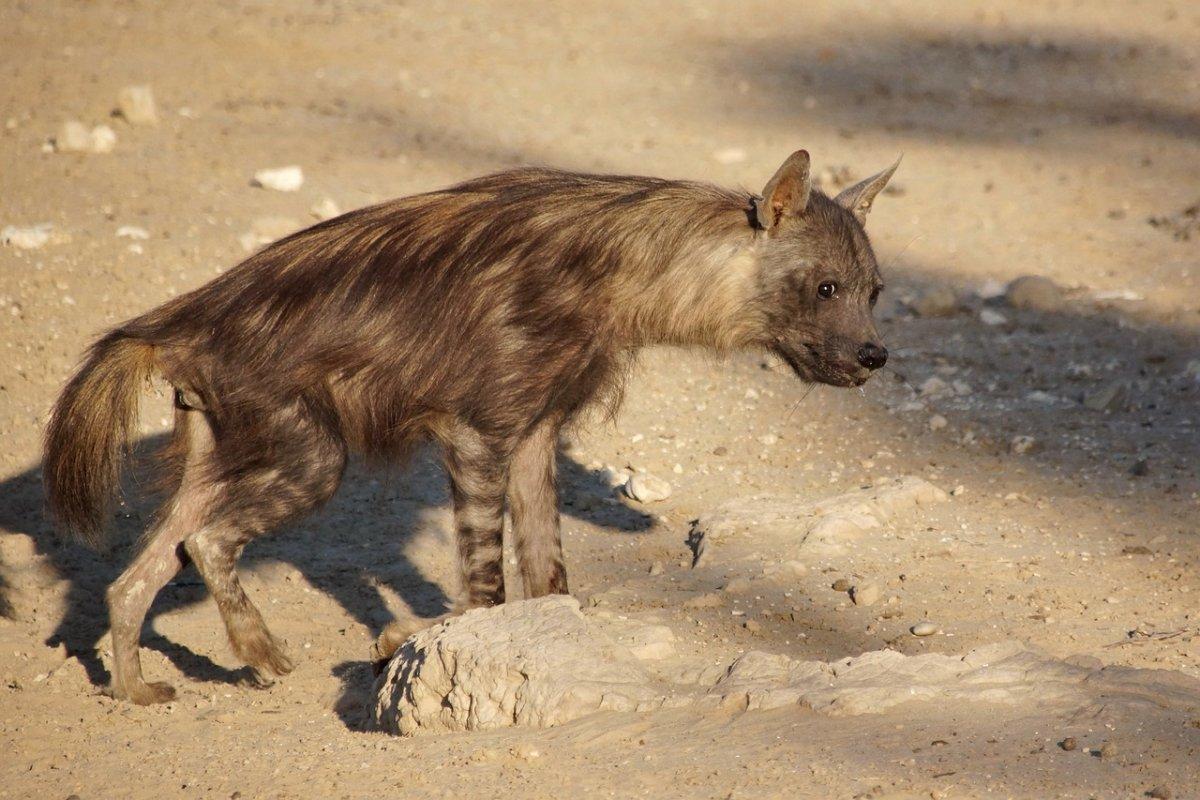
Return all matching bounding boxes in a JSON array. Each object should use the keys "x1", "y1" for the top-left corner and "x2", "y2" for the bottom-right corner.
[{"x1": 2, "y1": 1, "x2": 1199, "y2": 798}]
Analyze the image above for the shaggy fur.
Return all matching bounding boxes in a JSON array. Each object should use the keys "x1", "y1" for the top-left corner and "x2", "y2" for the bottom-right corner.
[{"x1": 44, "y1": 152, "x2": 898, "y2": 703}]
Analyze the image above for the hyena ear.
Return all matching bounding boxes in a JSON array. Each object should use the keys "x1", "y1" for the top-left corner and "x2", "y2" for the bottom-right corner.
[
  {"x1": 835, "y1": 156, "x2": 901, "y2": 224},
  {"x1": 756, "y1": 150, "x2": 812, "y2": 231}
]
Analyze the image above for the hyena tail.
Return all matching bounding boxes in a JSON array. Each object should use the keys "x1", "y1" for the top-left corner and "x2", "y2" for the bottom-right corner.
[{"x1": 44, "y1": 331, "x2": 157, "y2": 547}]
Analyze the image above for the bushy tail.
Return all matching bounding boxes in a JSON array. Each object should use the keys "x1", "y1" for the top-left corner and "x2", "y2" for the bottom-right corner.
[{"x1": 44, "y1": 332, "x2": 156, "y2": 547}]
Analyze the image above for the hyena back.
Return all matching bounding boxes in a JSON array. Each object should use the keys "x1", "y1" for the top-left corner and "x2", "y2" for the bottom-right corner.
[{"x1": 44, "y1": 151, "x2": 898, "y2": 704}]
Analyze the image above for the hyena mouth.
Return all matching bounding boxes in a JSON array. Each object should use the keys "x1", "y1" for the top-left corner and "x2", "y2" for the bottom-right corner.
[{"x1": 772, "y1": 343, "x2": 870, "y2": 389}]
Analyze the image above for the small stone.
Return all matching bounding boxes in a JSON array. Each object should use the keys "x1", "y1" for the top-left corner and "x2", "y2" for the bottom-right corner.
[
  {"x1": 850, "y1": 583, "x2": 881, "y2": 607},
  {"x1": 624, "y1": 473, "x2": 671, "y2": 503},
  {"x1": 1083, "y1": 382, "x2": 1128, "y2": 412},
  {"x1": 1006, "y1": 275, "x2": 1065, "y2": 312},
  {"x1": 928, "y1": 414, "x2": 948, "y2": 431},
  {"x1": 89, "y1": 124, "x2": 117, "y2": 153},
  {"x1": 831, "y1": 578, "x2": 852, "y2": 592},
  {"x1": 919, "y1": 376, "x2": 949, "y2": 397},
  {"x1": 910, "y1": 622, "x2": 939, "y2": 637},
  {"x1": 54, "y1": 120, "x2": 93, "y2": 153},
  {"x1": 1059, "y1": 737, "x2": 1077, "y2": 751},
  {"x1": 310, "y1": 197, "x2": 341, "y2": 220},
  {"x1": 1147, "y1": 787, "x2": 1172, "y2": 799},
  {"x1": 712, "y1": 147, "x2": 746, "y2": 165},
  {"x1": 743, "y1": 619, "x2": 762, "y2": 633},
  {"x1": 1009, "y1": 435, "x2": 1037, "y2": 455},
  {"x1": 2, "y1": 224, "x2": 52, "y2": 250},
  {"x1": 976, "y1": 279, "x2": 1006, "y2": 300},
  {"x1": 117, "y1": 85, "x2": 159, "y2": 125},
  {"x1": 910, "y1": 287, "x2": 958, "y2": 318},
  {"x1": 979, "y1": 308, "x2": 1008, "y2": 326},
  {"x1": 648, "y1": 561, "x2": 664, "y2": 576},
  {"x1": 252, "y1": 165, "x2": 304, "y2": 192},
  {"x1": 950, "y1": 485, "x2": 966, "y2": 497},
  {"x1": 116, "y1": 225, "x2": 150, "y2": 240}
]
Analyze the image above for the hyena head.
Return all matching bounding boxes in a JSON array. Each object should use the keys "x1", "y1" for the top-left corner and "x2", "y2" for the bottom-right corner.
[{"x1": 751, "y1": 150, "x2": 899, "y2": 388}]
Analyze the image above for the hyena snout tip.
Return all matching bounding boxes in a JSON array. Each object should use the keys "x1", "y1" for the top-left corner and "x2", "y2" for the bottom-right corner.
[{"x1": 856, "y1": 343, "x2": 888, "y2": 371}]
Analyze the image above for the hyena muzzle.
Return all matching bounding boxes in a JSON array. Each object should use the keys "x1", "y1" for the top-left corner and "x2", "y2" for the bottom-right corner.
[{"x1": 44, "y1": 150, "x2": 898, "y2": 704}]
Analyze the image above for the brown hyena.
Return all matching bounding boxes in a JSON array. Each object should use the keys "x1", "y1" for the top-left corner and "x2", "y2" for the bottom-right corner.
[{"x1": 43, "y1": 150, "x2": 898, "y2": 704}]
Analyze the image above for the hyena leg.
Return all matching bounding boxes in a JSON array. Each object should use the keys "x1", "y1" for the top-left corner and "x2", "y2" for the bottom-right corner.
[
  {"x1": 372, "y1": 422, "x2": 511, "y2": 668},
  {"x1": 107, "y1": 409, "x2": 214, "y2": 705},
  {"x1": 184, "y1": 403, "x2": 346, "y2": 684},
  {"x1": 509, "y1": 416, "x2": 568, "y2": 598}
]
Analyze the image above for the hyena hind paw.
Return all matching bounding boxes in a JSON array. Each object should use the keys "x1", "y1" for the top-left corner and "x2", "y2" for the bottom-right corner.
[{"x1": 108, "y1": 680, "x2": 177, "y2": 706}]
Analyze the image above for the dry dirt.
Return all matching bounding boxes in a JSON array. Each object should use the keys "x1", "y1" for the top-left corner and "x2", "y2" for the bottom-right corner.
[{"x1": 2, "y1": 1, "x2": 1199, "y2": 798}]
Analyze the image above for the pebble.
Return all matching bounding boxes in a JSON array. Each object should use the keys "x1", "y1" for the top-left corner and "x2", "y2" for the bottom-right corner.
[
  {"x1": 648, "y1": 561, "x2": 664, "y2": 576},
  {"x1": 116, "y1": 225, "x2": 150, "y2": 240},
  {"x1": 1009, "y1": 435, "x2": 1037, "y2": 455},
  {"x1": 89, "y1": 124, "x2": 117, "y2": 153},
  {"x1": 742, "y1": 619, "x2": 762, "y2": 634},
  {"x1": 117, "y1": 85, "x2": 159, "y2": 125},
  {"x1": 54, "y1": 120, "x2": 93, "y2": 152},
  {"x1": 712, "y1": 147, "x2": 746, "y2": 165},
  {"x1": 928, "y1": 414, "x2": 948, "y2": 431},
  {"x1": 979, "y1": 308, "x2": 1008, "y2": 326},
  {"x1": 1006, "y1": 275, "x2": 1065, "y2": 311},
  {"x1": 909, "y1": 287, "x2": 958, "y2": 317},
  {"x1": 831, "y1": 578, "x2": 852, "y2": 592},
  {"x1": 624, "y1": 472, "x2": 671, "y2": 503},
  {"x1": 1083, "y1": 382, "x2": 1128, "y2": 412},
  {"x1": 310, "y1": 197, "x2": 341, "y2": 220},
  {"x1": 1147, "y1": 787, "x2": 1172, "y2": 799},
  {"x1": 910, "y1": 622, "x2": 939, "y2": 637},
  {"x1": 918, "y1": 376, "x2": 949, "y2": 397},
  {"x1": 976, "y1": 279, "x2": 1006, "y2": 300},
  {"x1": 252, "y1": 165, "x2": 304, "y2": 192},
  {"x1": 1059, "y1": 737, "x2": 1077, "y2": 751},
  {"x1": 850, "y1": 582, "x2": 881, "y2": 607},
  {"x1": 2, "y1": 224, "x2": 52, "y2": 250}
]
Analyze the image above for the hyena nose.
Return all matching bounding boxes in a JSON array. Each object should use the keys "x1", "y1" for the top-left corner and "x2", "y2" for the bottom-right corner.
[{"x1": 856, "y1": 343, "x2": 888, "y2": 370}]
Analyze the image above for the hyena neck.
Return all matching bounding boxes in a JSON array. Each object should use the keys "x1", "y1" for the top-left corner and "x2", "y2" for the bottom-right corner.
[{"x1": 608, "y1": 197, "x2": 764, "y2": 352}]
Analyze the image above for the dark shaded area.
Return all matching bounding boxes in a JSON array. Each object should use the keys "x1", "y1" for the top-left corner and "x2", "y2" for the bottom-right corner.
[
  {"x1": 715, "y1": 27, "x2": 1198, "y2": 146},
  {"x1": 0, "y1": 437, "x2": 652, "y2": 693}
]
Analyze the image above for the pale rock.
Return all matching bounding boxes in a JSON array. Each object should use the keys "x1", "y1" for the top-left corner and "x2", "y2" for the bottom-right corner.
[
  {"x1": 624, "y1": 473, "x2": 671, "y2": 503},
  {"x1": 1083, "y1": 382, "x2": 1129, "y2": 412},
  {"x1": 712, "y1": 147, "x2": 746, "y2": 165},
  {"x1": 979, "y1": 308, "x2": 1008, "y2": 326},
  {"x1": 310, "y1": 197, "x2": 341, "y2": 220},
  {"x1": 1009, "y1": 435, "x2": 1037, "y2": 455},
  {"x1": 1006, "y1": 275, "x2": 1065, "y2": 312},
  {"x1": 54, "y1": 120, "x2": 93, "y2": 153},
  {"x1": 918, "y1": 376, "x2": 949, "y2": 397},
  {"x1": 252, "y1": 165, "x2": 304, "y2": 192},
  {"x1": 911, "y1": 622, "x2": 939, "y2": 637},
  {"x1": 850, "y1": 583, "x2": 881, "y2": 607},
  {"x1": 976, "y1": 279, "x2": 1006, "y2": 300},
  {"x1": 909, "y1": 287, "x2": 958, "y2": 318},
  {"x1": 1, "y1": 224, "x2": 52, "y2": 250},
  {"x1": 117, "y1": 85, "x2": 159, "y2": 125},
  {"x1": 928, "y1": 414, "x2": 948, "y2": 431},
  {"x1": 89, "y1": 124, "x2": 117, "y2": 153},
  {"x1": 116, "y1": 225, "x2": 150, "y2": 240}
]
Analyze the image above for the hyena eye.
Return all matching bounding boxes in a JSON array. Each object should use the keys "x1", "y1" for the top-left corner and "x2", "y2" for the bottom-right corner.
[
  {"x1": 869, "y1": 287, "x2": 882, "y2": 307},
  {"x1": 817, "y1": 281, "x2": 838, "y2": 300}
]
